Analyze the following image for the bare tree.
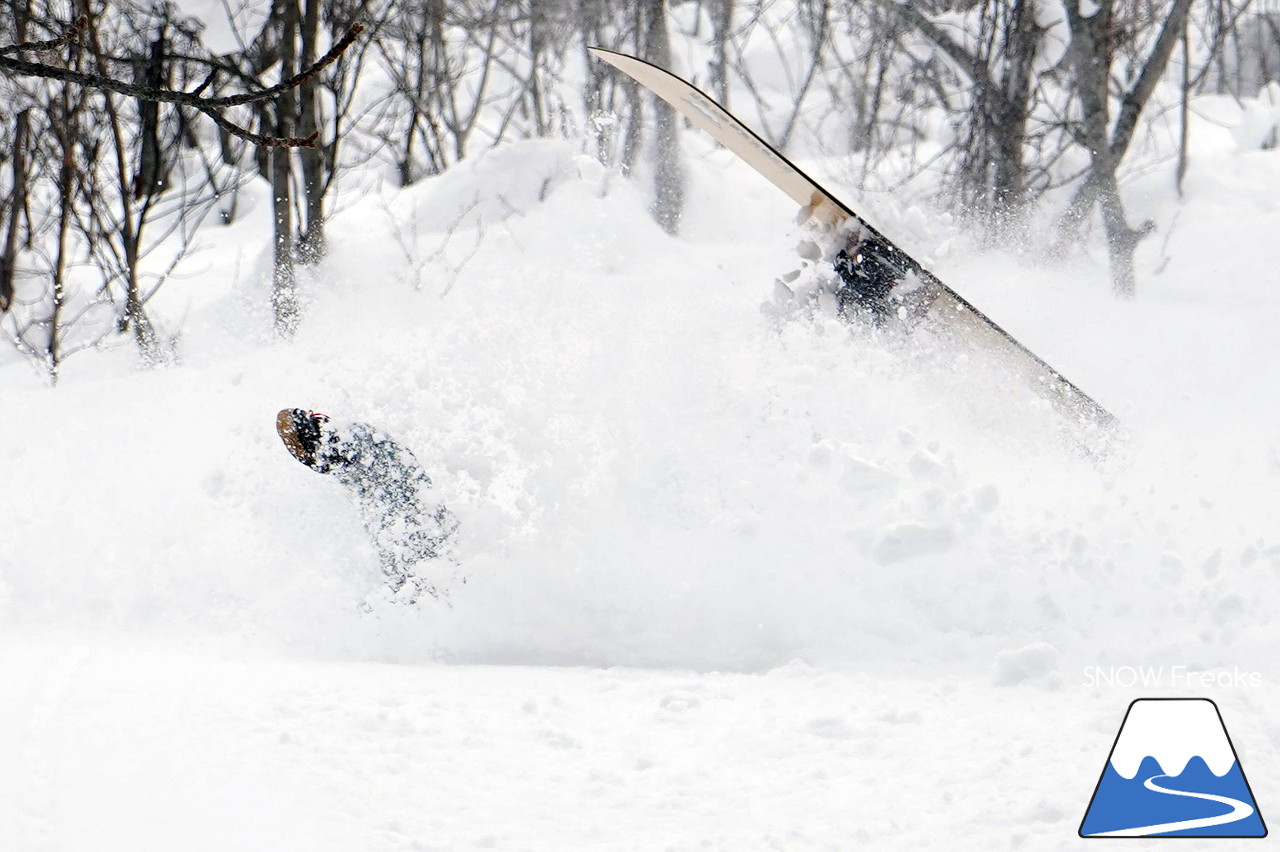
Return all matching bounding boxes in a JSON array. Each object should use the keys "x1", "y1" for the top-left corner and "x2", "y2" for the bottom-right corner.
[
  {"x1": 4, "y1": 0, "x2": 1266, "y2": 382},
  {"x1": 0, "y1": 6, "x2": 364, "y2": 374},
  {"x1": 874, "y1": 0, "x2": 1044, "y2": 237},
  {"x1": 367, "y1": 0, "x2": 506, "y2": 184},
  {"x1": 1060, "y1": 0, "x2": 1194, "y2": 297}
]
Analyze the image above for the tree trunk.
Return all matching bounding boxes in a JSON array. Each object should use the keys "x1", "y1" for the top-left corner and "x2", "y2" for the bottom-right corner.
[
  {"x1": 50, "y1": 83, "x2": 77, "y2": 385},
  {"x1": 1066, "y1": 2, "x2": 1139, "y2": 297},
  {"x1": 297, "y1": 0, "x2": 325, "y2": 263},
  {"x1": 528, "y1": 1, "x2": 548, "y2": 137},
  {"x1": 1062, "y1": 0, "x2": 1193, "y2": 296},
  {"x1": 1097, "y1": 171, "x2": 1140, "y2": 298},
  {"x1": 708, "y1": 0, "x2": 732, "y2": 106},
  {"x1": 85, "y1": 6, "x2": 164, "y2": 363},
  {"x1": 618, "y1": 5, "x2": 646, "y2": 176},
  {"x1": 579, "y1": 0, "x2": 609, "y2": 165},
  {"x1": 1, "y1": 0, "x2": 32, "y2": 314},
  {"x1": 0, "y1": 109, "x2": 28, "y2": 314},
  {"x1": 399, "y1": 27, "x2": 426, "y2": 185},
  {"x1": 271, "y1": 0, "x2": 299, "y2": 335},
  {"x1": 1177, "y1": 15, "x2": 1191, "y2": 197},
  {"x1": 134, "y1": 26, "x2": 166, "y2": 199},
  {"x1": 989, "y1": 0, "x2": 1038, "y2": 234},
  {"x1": 644, "y1": 0, "x2": 684, "y2": 235}
]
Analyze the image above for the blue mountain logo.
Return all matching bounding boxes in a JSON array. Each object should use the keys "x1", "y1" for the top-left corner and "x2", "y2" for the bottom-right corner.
[{"x1": 1080, "y1": 698, "x2": 1266, "y2": 838}]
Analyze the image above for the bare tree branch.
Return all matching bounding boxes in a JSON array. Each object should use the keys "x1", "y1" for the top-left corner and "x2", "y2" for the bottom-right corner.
[
  {"x1": 1110, "y1": 0, "x2": 1196, "y2": 162},
  {"x1": 0, "y1": 14, "x2": 88, "y2": 57},
  {"x1": 0, "y1": 17, "x2": 364, "y2": 148},
  {"x1": 874, "y1": 0, "x2": 995, "y2": 94}
]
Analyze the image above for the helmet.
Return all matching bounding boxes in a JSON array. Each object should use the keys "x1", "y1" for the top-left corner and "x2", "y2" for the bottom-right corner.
[{"x1": 276, "y1": 408, "x2": 329, "y2": 468}]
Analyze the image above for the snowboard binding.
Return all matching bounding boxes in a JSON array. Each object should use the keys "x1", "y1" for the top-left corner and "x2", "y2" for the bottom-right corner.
[
  {"x1": 832, "y1": 234, "x2": 934, "y2": 325},
  {"x1": 775, "y1": 217, "x2": 932, "y2": 327},
  {"x1": 276, "y1": 408, "x2": 330, "y2": 469}
]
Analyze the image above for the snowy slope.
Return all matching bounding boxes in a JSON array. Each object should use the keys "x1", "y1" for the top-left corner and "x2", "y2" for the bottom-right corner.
[
  {"x1": 4, "y1": 99, "x2": 1280, "y2": 848},
  {"x1": 0, "y1": 641, "x2": 1123, "y2": 852}
]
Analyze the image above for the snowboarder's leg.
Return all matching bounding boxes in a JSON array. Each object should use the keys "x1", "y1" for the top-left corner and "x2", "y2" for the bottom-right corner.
[{"x1": 773, "y1": 213, "x2": 943, "y2": 326}]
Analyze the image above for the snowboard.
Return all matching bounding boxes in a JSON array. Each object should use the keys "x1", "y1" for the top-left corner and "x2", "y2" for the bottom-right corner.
[{"x1": 590, "y1": 47, "x2": 1118, "y2": 436}]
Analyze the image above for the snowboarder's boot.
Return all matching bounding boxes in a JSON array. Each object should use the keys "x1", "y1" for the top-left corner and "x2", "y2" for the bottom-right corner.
[{"x1": 276, "y1": 408, "x2": 330, "y2": 470}]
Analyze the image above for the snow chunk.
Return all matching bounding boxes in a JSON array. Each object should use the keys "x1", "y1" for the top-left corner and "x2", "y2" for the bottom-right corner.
[
  {"x1": 805, "y1": 716, "x2": 856, "y2": 740},
  {"x1": 402, "y1": 139, "x2": 585, "y2": 235},
  {"x1": 872, "y1": 522, "x2": 958, "y2": 565},
  {"x1": 1233, "y1": 83, "x2": 1280, "y2": 150},
  {"x1": 993, "y1": 642, "x2": 1060, "y2": 687}
]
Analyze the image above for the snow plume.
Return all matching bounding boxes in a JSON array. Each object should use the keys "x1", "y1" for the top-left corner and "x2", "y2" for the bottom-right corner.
[{"x1": 3, "y1": 138, "x2": 1280, "y2": 679}]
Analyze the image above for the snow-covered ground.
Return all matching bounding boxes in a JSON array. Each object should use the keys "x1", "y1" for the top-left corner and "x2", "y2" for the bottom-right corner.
[
  {"x1": 5, "y1": 96, "x2": 1280, "y2": 848},
  {"x1": 0, "y1": 640, "x2": 1130, "y2": 851}
]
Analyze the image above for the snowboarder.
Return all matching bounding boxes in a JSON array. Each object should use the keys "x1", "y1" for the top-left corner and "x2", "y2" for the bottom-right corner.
[
  {"x1": 591, "y1": 47, "x2": 1118, "y2": 434},
  {"x1": 786, "y1": 211, "x2": 935, "y2": 326},
  {"x1": 275, "y1": 408, "x2": 458, "y2": 602}
]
